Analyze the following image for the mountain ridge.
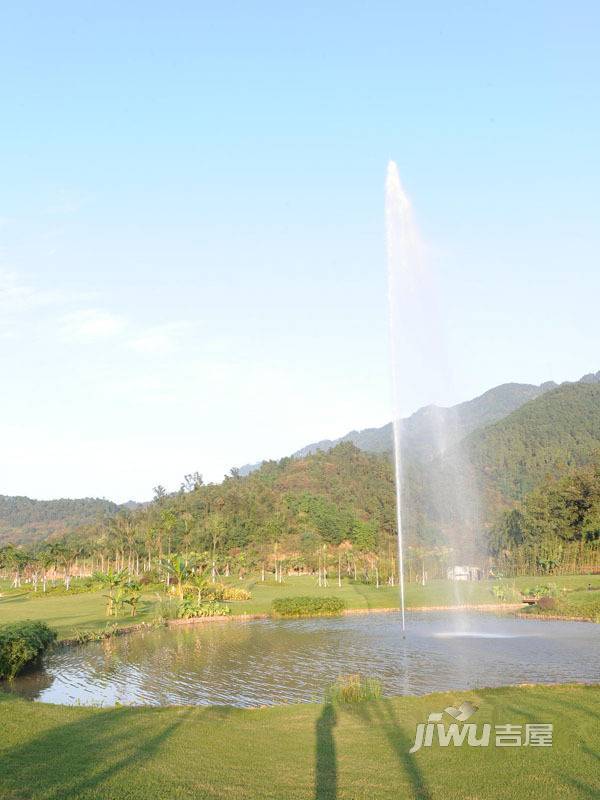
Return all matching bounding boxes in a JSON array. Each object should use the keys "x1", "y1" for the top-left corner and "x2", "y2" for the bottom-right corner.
[{"x1": 239, "y1": 375, "x2": 600, "y2": 475}]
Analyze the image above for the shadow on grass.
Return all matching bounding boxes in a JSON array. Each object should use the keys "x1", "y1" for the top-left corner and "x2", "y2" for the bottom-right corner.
[
  {"x1": 315, "y1": 698, "x2": 430, "y2": 800},
  {"x1": 315, "y1": 703, "x2": 337, "y2": 799},
  {"x1": 563, "y1": 774, "x2": 600, "y2": 799},
  {"x1": 0, "y1": 592, "x2": 31, "y2": 604},
  {"x1": 505, "y1": 687, "x2": 600, "y2": 725},
  {"x1": 349, "y1": 698, "x2": 432, "y2": 800},
  {"x1": 0, "y1": 702, "x2": 200, "y2": 799}
]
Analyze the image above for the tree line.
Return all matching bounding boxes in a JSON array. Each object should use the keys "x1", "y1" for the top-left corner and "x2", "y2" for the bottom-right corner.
[
  {"x1": 489, "y1": 463, "x2": 600, "y2": 575},
  {"x1": 1, "y1": 443, "x2": 598, "y2": 588}
]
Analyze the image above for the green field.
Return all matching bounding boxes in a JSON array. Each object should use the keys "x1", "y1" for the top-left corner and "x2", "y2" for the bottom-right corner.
[
  {"x1": 0, "y1": 684, "x2": 597, "y2": 799},
  {"x1": 1, "y1": 574, "x2": 599, "y2": 640}
]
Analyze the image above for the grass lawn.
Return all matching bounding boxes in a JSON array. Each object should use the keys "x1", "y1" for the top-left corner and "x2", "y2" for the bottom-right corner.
[
  {"x1": 0, "y1": 683, "x2": 597, "y2": 799},
  {"x1": 1, "y1": 575, "x2": 599, "y2": 640},
  {"x1": 235, "y1": 573, "x2": 600, "y2": 617},
  {"x1": 0, "y1": 589, "x2": 161, "y2": 639}
]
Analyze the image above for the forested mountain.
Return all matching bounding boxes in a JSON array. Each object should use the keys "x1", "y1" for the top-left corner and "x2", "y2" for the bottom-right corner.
[
  {"x1": 78, "y1": 444, "x2": 399, "y2": 574},
  {"x1": 399, "y1": 380, "x2": 600, "y2": 562},
  {"x1": 240, "y1": 378, "x2": 559, "y2": 474},
  {"x1": 0, "y1": 496, "x2": 119, "y2": 545},
  {"x1": 194, "y1": 444, "x2": 397, "y2": 554},
  {"x1": 399, "y1": 379, "x2": 558, "y2": 461},
  {"x1": 467, "y1": 382, "x2": 600, "y2": 508}
]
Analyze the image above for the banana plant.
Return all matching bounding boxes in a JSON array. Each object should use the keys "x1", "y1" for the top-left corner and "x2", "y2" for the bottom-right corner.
[
  {"x1": 96, "y1": 569, "x2": 129, "y2": 616},
  {"x1": 159, "y1": 555, "x2": 196, "y2": 600},
  {"x1": 185, "y1": 572, "x2": 209, "y2": 603}
]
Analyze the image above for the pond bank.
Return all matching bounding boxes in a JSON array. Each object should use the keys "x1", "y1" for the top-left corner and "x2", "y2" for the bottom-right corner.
[
  {"x1": 344, "y1": 602, "x2": 526, "y2": 614},
  {"x1": 59, "y1": 600, "x2": 600, "y2": 647},
  {"x1": 171, "y1": 602, "x2": 595, "y2": 624}
]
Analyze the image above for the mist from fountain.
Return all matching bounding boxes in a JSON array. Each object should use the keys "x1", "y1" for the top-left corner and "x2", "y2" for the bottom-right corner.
[{"x1": 385, "y1": 161, "x2": 481, "y2": 636}]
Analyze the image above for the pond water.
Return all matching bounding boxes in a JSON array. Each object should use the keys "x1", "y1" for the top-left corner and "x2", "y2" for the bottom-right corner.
[{"x1": 7, "y1": 611, "x2": 599, "y2": 707}]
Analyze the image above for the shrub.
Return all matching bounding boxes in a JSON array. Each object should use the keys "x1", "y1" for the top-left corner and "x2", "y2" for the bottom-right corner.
[
  {"x1": 221, "y1": 586, "x2": 252, "y2": 601},
  {"x1": 197, "y1": 584, "x2": 252, "y2": 602},
  {"x1": 0, "y1": 621, "x2": 57, "y2": 680},
  {"x1": 154, "y1": 595, "x2": 179, "y2": 621},
  {"x1": 176, "y1": 600, "x2": 231, "y2": 619},
  {"x1": 536, "y1": 595, "x2": 557, "y2": 611},
  {"x1": 195, "y1": 601, "x2": 231, "y2": 617},
  {"x1": 139, "y1": 568, "x2": 162, "y2": 586},
  {"x1": 325, "y1": 674, "x2": 383, "y2": 704},
  {"x1": 271, "y1": 596, "x2": 346, "y2": 618},
  {"x1": 526, "y1": 583, "x2": 559, "y2": 599},
  {"x1": 202, "y1": 584, "x2": 225, "y2": 601},
  {"x1": 177, "y1": 598, "x2": 198, "y2": 619}
]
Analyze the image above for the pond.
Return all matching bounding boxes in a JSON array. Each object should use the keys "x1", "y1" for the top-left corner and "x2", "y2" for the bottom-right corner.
[{"x1": 7, "y1": 611, "x2": 599, "y2": 707}]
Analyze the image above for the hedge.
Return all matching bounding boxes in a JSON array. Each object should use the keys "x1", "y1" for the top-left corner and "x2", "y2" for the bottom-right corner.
[{"x1": 271, "y1": 596, "x2": 346, "y2": 618}]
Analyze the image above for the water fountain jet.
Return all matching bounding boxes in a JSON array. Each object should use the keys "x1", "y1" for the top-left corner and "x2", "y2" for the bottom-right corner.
[
  {"x1": 385, "y1": 160, "x2": 417, "y2": 636},
  {"x1": 385, "y1": 161, "x2": 481, "y2": 639}
]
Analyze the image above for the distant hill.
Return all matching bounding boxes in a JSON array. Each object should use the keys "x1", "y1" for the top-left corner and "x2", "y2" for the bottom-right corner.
[
  {"x1": 239, "y1": 377, "x2": 563, "y2": 474},
  {"x1": 0, "y1": 496, "x2": 119, "y2": 545}
]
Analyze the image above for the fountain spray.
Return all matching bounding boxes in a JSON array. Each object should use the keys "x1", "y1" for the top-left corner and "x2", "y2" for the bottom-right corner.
[
  {"x1": 385, "y1": 161, "x2": 480, "y2": 639},
  {"x1": 385, "y1": 160, "x2": 410, "y2": 636}
]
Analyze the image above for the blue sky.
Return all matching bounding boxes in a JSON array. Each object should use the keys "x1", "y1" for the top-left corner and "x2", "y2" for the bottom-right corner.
[{"x1": 1, "y1": 2, "x2": 599, "y2": 501}]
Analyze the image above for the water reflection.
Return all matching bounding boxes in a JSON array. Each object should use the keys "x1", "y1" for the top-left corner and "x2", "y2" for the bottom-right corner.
[{"x1": 6, "y1": 612, "x2": 599, "y2": 707}]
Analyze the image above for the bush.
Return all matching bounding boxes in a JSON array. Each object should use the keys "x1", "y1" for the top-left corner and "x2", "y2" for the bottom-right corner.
[
  {"x1": 200, "y1": 584, "x2": 225, "y2": 601},
  {"x1": 536, "y1": 595, "x2": 557, "y2": 611},
  {"x1": 526, "y1": 583, "x2": 559, "y2": 599},
  {"x1": 71, "y1": 623, "x2": 120, "y2": 644},
  {"x1": 139, "y1": 568, "x2": 162, "y2": 586},
  {"x1": 0, "y1": 621, "x2": 57, "y2": 680},
  {"x1": 176, "y1": 600, "x2": 231, "y2": 619},
  {"x1": 196, "y1": 584, "x2": 252, "y2": 602},
  {"x1": 195, "y1": 601, "x2": 231, "y2": 617},
  {"x1": 271, "y1": 596, "x2": 346, "y2": 618},
  {"x1": 221, "y1": 586, "x2": 252, "y2": 600},
  {"x1": 325, "y1": 674, "x2": 383, "y2": 704}
]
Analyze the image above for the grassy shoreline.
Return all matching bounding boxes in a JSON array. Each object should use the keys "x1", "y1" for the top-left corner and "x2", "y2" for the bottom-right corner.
[
  {"x1": 1, "y1": 575, "x2": 598, "y2": 642},
  {"x1": 48, "y1": 601, "x2": 592, "y2": 648},
  {"x1": 0, "y1": 683, "x2": 597, "y2": 799}
]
